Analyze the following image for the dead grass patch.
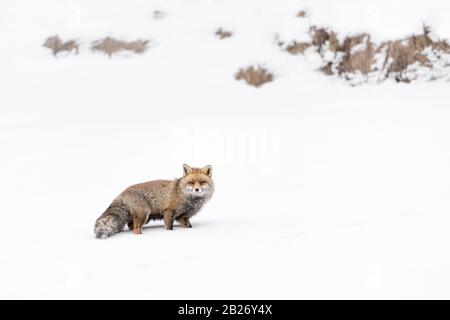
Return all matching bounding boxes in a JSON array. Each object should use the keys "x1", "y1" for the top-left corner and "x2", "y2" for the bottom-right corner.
[
  {"x1": 310, "y1": 29, "x2": 374, "y2": 75},
  {"x1": 311, "y1": 27, "x2": 329, "y2": 49},
  {"x1": 286, "y1": 41, "x2": 311, "y2": 55},
  {"x1": 339, "y1": 34, "x2": 374, "y2": 75},
  {"x1": 340, "y1": 34, "x2": 368, "y2": 53},
  {"x1": 432, "y1": 40, "x2": 450, "y2": 53},
  {"x1": 342, "y1": 46, "x2": 374, "y2": 75},
  {"x1": 235, "y1": 66, "x2": 273, "y2": 87},
  {"x1": 431, "y1": 40, "x2": 450, "y2": 53},
  {"x1": 43, "y1": 36, "x2": 79, "y2": 56},
  {"x1": 310, "y1": 27, "x2": 340, "y2": 53},
  {"x1": 92, "y1": 37, "x2": 149, "y2": 57},
  {"x1": 383, "y1": 41, "x2": 429, "y2": 73},
  {"x1": 380, "y1": 26, "x2": 434, "y2": 80},
  {"x1": 309, "y1": 24, "x2": 450, "y2": 82},
  {"x1": 215, "y1": 28, "x2": 232, "y2": 39},
  {"x1": 297, "y1": 11, "x2": 306, "y2": 18},
  {"x1": 321, "y1": 62, "x2": 333, "y2": 76}
]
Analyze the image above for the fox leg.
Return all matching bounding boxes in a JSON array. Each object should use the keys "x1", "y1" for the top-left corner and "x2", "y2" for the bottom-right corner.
[
  {"x1": 132, "y1": 215, "x2": 143, "y2": 234},
  {"x1": 163, "y1": 209, "x2": 175, "y2": 230},
  {"x1": 176, "y1": 215, "x2": 192, "y2": 228},
  {"x1": 132, "y1": 210, "x2": 149, "y2": 235}
]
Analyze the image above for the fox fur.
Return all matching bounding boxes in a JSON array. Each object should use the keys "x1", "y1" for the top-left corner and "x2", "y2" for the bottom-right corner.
[{"x1": 94, "y1": 164, "x2": 214, "y2": 239}]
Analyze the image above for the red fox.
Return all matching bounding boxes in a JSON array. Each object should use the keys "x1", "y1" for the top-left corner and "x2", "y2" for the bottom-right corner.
[{"x1": 94, "y1": 164, "x2": 214, "y2": 239}]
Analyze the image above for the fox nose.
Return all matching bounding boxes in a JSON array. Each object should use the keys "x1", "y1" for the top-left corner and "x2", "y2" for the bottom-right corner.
[{"x1": 194, "y1": 188, "x2": 200, "y2": 192}]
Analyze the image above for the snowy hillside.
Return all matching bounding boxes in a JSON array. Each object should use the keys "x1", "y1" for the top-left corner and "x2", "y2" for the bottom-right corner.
[{"x1": 0, "y1": 0, "x2": 450, "y2": 299}]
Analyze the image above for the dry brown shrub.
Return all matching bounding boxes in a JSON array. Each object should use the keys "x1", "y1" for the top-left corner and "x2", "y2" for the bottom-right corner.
[
  {"x1": 340, "y1": 34, "x2": 367, "y2": 53},
  {"x1": 309, "y1": 30, "x2": 375, "y2": 74},
  {"x1": 340, "y1": 47, "x2": 375, "y2": 75},
  {"x1": 321, "y1": 62, "x2": 333, "y2": 75},
  {"x1": 432, "y1": 40, "x2": 450, "y2": 53},
  {"x1": 327, "y1": 32, "x2": 340, "y2": 52},
  {"x1": 309, "y1": 24, "x2": 450, "y2": 82},
  {"x1": 310, "y1": 27, "x2": 340, "y2": 53},
  {"x1": 383, "y1": 41, "x2": 429, "y2": 74},
  {"x1": 408, "y1": 34, "x2": 432, "y2": 52},
  {"x1": 286, "y1": 42, "x2": 311, "y2": 54},
  {"x1": 380, "y1": 31, "x2": 433, "y2": 76},
  {"x1": 311, "y1": 27, "x2": 330, "y2": 48},
  {"x1": 235, "y1": 66, "x2": 273, "y2": 87},
  {"x1": 215, "y1": 28, "x2": 232, "y2": 39},
  {"x1": 297, "y1": 11, "x2": 306, "y2": 18},
  {"x1": 92, "y1": 37, "x2": 149, "y2": 57},
  {"x1": 43, "y1": 36, "x2": 79, "y2": 56},
  {"x1": 338, "y1": 35, "x2": 375, "y2": 75},
  {"x1": 376, "y1": 25, "x2": 434, "y2": 79},
  {"x1": 408, "y1": 25, "x2": 430, "y2": 49}
]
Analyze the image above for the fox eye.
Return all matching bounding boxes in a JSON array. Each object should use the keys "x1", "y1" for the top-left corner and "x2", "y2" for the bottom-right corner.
[
  {"x1": 186, "y1": 182, "x2": 194, "y2": 187},
  {"x1": 200, "y1": 181, "x2": 208, "y2": 185}
]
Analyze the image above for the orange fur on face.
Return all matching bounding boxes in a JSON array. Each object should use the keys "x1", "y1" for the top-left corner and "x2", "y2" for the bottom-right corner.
[{"x1": 179, "y1": 166, "x2": 214, "y2": 196}]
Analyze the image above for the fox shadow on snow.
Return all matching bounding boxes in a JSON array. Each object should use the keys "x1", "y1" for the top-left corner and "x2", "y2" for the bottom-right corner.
[{"x1": 108, "y1": 221, "x2": 213, "y2": 238}]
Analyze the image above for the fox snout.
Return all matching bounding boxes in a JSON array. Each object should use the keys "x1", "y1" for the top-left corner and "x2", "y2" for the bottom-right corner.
[
  {"x1": 188, "y1": 183, "x2": 204, "y2": 194},
  {"x1": 194, "y1": 187, "x2": 204, "y2": 194}
]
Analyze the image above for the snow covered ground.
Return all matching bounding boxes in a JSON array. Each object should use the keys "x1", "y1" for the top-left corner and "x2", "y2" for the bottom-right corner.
[{"x1": 0, "y1": 0, "x2": 449, "y2": 299}]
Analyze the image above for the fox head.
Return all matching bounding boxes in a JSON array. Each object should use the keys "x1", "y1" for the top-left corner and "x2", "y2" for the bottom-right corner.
[{"x1": 179, "y1": 164, "x2": 215, "y2": 198}]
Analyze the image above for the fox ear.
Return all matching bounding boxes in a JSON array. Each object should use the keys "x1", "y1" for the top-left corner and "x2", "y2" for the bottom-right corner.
[
  {"x1": 183, "y1": 164, "x2": 193, "y2": 176},
  {"x1": 202, "y1": 165, "x2": 212, "y2": 177}
]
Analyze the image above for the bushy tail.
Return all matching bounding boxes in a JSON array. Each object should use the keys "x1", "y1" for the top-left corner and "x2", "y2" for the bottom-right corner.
[{"x1": 94, "y1": 202, "x2": 130, "y2": 239}]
